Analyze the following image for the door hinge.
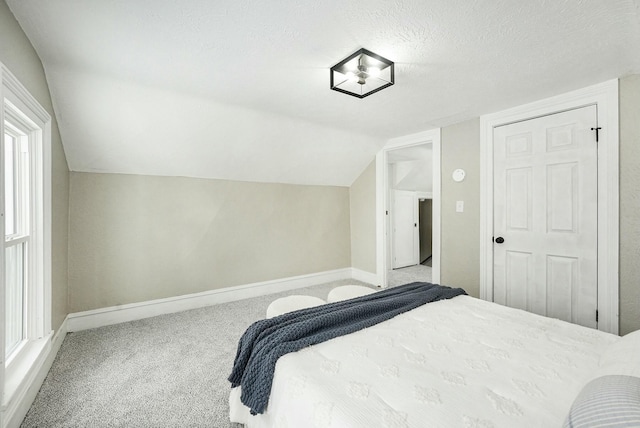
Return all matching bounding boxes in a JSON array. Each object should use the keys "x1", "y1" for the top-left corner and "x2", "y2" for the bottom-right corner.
[
  {"x1": 591, "y1": 127, "x2": 602, "y2": 142},
  {"x1": 596, "y1": 309, "x2": 599, "y2": 323}
]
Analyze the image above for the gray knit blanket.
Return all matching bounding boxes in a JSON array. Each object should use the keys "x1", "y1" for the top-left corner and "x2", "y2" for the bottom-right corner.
[{"x1": 228, "y1": 282, "x2": 466, "y2": 415}]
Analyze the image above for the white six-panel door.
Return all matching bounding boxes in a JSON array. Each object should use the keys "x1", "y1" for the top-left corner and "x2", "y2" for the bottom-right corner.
[
  {"x1": 392, "y1": 190, "x2": 418, "y2": 269},
  {"x1": 493, "y1": 105, "x2": 598, "y2": 328}
]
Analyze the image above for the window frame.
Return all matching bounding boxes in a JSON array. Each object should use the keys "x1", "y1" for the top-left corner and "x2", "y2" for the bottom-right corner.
[
  {"x1": 0, "y1": 62, "x2": 52, "y2": 422},
  {"x1": 4, "y1": 109, "x2": 34, "y2": 363}
]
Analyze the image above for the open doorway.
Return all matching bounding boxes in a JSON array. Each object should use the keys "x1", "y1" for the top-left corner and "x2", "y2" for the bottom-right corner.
[
  {"x1": 376, "y1": 129, "x2": 440, "y2": 288},
  {"x1": 419, "y1": 198, "x2": 432, "y2": 267}
]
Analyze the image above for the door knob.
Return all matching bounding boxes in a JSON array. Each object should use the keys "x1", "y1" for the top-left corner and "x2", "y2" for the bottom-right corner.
[{"x1": 495, "y1": 237, "x2": 505, "y2": 244}]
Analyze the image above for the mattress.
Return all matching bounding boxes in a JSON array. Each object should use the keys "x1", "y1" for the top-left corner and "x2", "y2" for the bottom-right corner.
[{"x1": 229, "y1": 295, "x2": 618, "y2": 427}]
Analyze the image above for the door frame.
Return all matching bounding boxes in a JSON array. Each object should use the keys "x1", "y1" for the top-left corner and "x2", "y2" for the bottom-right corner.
[
  {"x1": 376, "y1": 129, "x2": 441, "y2": 287},
  {"x1": 479, "y1": 79, "x2": 619, "y2": 334}
]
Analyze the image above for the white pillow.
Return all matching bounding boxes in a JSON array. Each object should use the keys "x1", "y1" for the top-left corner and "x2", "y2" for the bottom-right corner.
[{"x1": 596, "y1": 329, "x2": 640, "y2": 378}]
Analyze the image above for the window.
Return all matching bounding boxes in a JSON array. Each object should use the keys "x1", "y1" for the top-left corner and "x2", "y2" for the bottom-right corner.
[
  {"x1": 1, "y1": 62, "x2": 52, "y2": 417},
  {"x1": 4, "y1": 114, "x2": 32, "y2": 362}
]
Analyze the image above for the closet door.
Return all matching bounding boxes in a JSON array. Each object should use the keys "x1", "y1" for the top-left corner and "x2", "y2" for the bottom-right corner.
[{"x1": 493, "y1": 105, "x2": 598, "y2": 328}]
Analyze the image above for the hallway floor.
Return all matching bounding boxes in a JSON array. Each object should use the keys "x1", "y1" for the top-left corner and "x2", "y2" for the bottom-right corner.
[{"x1": 387, "y1": 264, "x2": 432, "y2": 287}]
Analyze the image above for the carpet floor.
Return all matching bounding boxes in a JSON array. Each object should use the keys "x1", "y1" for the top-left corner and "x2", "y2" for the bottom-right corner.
[
  {"x1": 20, "y1": 278, "x2": 377, "y2": 428},
  {"x1": 387, "y1": 264, "x2": 432, "y2": 287}
]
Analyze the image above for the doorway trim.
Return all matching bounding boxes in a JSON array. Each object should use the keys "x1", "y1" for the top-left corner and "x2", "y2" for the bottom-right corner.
[
  {"x1": 376, "y1": 128, "x2": 441, "y2": 287},
  {"x1": 479, "y1": 79, "x2": 619, "y2": 334}
]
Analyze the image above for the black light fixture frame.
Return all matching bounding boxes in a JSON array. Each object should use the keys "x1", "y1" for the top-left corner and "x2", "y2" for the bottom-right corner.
[{"x1": 330, "y1": 48, "x2": 394, "y2": 99}]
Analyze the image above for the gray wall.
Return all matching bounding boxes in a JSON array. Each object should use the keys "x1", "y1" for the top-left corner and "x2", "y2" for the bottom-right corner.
[
  {"x1": 619, "y1": 74, "x2": 640, "y2": 335},
  {"x1": 0, "y1": 2, "x2": 69, "y2": 331},
  {"x1": 349, "y1": 160, "x2": 377, "y2": 274},
  {"x1": 68, "y1": 172, "x2": 351, "y2": 312},
  {"x1": 440, "y1": 119, "x2": 481, "y2": 298}
]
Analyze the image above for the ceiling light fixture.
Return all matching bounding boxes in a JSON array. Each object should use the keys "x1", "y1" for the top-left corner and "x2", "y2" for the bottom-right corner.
[{"x1": 330, "y1": 48, "x2": 394, "y2": 99}]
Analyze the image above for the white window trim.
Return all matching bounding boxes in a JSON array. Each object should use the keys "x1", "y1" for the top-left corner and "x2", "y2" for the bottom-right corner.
[
  {"x1": 0, "y1": 62, "x2": 52, "y2": 426},
  {"x1": 479, "y1": 79, "x2": 619, "y2": 335}
]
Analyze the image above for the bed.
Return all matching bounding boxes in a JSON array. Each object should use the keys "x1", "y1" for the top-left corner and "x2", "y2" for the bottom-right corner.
[{"x1": 229, "y1": 287, "x2": 639, "y2": 427}]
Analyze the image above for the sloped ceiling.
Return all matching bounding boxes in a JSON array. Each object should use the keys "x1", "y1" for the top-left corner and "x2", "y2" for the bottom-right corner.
[
  {"x1": 6, "y1": 0, "x2": 640, "y2": 186},
  {"x1": 389, "y1": 145, "x2": 433, "y2": 193}
]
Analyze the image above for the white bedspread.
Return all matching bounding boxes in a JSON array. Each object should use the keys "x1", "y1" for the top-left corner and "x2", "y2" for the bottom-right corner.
[{"x1": 229, "y1": 295, "x2": 618, "y2": 427}]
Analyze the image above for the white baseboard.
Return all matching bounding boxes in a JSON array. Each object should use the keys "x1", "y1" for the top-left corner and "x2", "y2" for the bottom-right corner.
[
  {"x1": 3, "y1": 318, "x2": 68, "y2": 428},
  {"x1": 67, "y1": 268, "x2": 353, "y2": 332},
  {"x1": 351, "y1": 268, "x2": 379, "y2": 286}
]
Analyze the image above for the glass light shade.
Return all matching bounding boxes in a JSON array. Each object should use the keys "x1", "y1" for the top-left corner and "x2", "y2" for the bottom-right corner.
[{"x1": 330, "y1": 48, "x2": 394, "y2": 99}]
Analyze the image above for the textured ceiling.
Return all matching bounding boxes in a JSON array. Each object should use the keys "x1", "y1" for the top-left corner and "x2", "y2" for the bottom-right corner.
[{"x1": 6, "y1": 0, "x2": 640, "y2": 186}]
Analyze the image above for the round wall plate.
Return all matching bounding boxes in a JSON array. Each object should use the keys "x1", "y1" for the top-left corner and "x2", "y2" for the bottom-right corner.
[{"x1": 452, "y1": 168, "x2": 466, "y2": 182}]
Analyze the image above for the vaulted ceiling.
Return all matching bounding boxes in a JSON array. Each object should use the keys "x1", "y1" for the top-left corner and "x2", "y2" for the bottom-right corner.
[{"x1": 7, "y1": 0, "x2": 640, "y2": 186}]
